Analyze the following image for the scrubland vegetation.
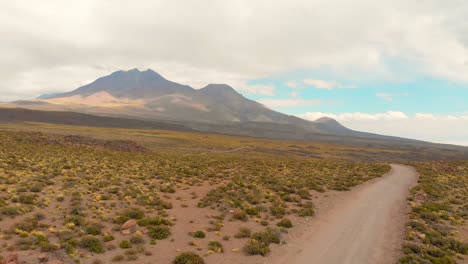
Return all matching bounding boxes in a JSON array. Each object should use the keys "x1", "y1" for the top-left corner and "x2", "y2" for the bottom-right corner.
[
  {"x1": 0, "y1": 125, "x2": 390, "y2": 263},
  {"x1": 400, "y1": 161, "x2": 468, "y2": 264}
]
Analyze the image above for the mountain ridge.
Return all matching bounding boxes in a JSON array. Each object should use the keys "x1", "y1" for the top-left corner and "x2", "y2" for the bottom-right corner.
[{"x1": 1, "y1": 68, "x2": 423, "y2": 143}]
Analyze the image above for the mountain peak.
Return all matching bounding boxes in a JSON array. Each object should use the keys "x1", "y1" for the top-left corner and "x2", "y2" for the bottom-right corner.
[
  {"x1": 200, "y1": 84, "x2": 240, "y2": 94},
  {"x1": 47, "y1": 68, "x2": 192, "y2": 99},
  {"x1": 315, "y1": 116, "x2": 338, "y2": 123}
]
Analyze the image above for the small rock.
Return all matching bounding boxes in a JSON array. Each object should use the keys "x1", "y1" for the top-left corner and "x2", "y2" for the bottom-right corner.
[
  {"x1": 38, "y1": 253, "x2": 48, "y2": 262},
  {"x1": 121, "y1": 219, "x2": 138, "y2": 230},
  {"x1": 121, "y1": 229, "x2": 131, "y2": 235}
]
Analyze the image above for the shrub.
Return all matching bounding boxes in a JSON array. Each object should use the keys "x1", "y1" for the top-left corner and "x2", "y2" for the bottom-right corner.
[
  {"x1": 243, "y1": 239, "x2": 270, "y2": 256},
  {"x1": 270, "y1": 205, "x2": 285, "y2": 218},
  {"x1": 160, "y1": 184, "x2": 176, "y2": 193},
  {"x1": 112, "y1": 255, "x2": 124, "y2": 262},
  {"x1": 130, "y1": 233, "x2": 145, "y2": 244},
  {"x1": 276, "y1": 218, "x2": 293, "y2": 228},
  {"x1": 233, "y1": 208, "x2": 248, "y2": 221},
  {"x1": 0, "y1": 206, "x2": 22, "y2": 216},
  {"x1": 80, "y1": 236, "x2": 104, "y2": 253},
  {"x1": 29, "y1": 184, "x2": 44, "y2": 193},
  {"x1": 234, "y1": 227, "x2": 251, "y2": 238},
  {"x1": 137, "y1": 217, "x2": 172, "y2": 227},
  {"x1": 115, "y1": 208, "x2": 145, "y2": 224},
  {"x1": 191, "y1": 231, "x2": 206, "y2": 239},
  {"x1": 252, "y1": 228, "x2": 280, "y2": 245},
  {"x1": 103, "y1": 233, "x2": 115, "y2": 242},
  {"x1": 17, "y1": 193, "x2": 37, "y2": 204},
  {"x1": 64, "y1": 215, "x2": 85, "y2": 226},
  {"x1": 148, "y1": 226, "x2": 171, "y2": 240},
  {"x1": 119, "y1": 240, "x2": 132, "y2": 249},
  {"x1": 15, "y1": 217, "x2": 38, "y2": 232},
  {"x1": 85, "y1": 223, "x2": 103, "y2": 235},
  {"x1": 208, "y1": 240, "x2": 223, "y2": 253},
  {"x1": 173, "y1": 252, "x2": 205, "y2": 264},
  {"x1": 245, "y1": 207, "x2": 259, "y2": 216},
  {"x1": 298, "y1": 207, "x2": 315, "y2": 217}
]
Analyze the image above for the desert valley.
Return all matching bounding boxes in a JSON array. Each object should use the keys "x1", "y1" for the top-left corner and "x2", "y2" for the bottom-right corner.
[{"x1": 1, "y1": 1, "x2": 468, "y2": 264}]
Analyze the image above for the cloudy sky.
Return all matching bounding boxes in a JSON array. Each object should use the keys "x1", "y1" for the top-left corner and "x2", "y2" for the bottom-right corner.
[{"x1": 1, "y1": 0, "x2": 468, "y2": 145}]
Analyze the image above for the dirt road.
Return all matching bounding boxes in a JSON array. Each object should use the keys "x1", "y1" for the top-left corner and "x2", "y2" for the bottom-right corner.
[{"x1": 272, "y1": 164, "x2": 418, "y2": 264}]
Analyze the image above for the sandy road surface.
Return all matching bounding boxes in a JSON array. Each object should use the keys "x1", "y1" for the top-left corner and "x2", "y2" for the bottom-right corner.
[{"x1": 272, "y1": 164, "x2": 418, "y2": 264}]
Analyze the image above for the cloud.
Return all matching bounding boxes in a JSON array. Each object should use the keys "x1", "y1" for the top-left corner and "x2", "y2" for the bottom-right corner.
[
  {"x1": 303, "y1": 79, "x2": 356, "y2": 90},
  {"x1": 236, "y1": 84, "x2": 275, "y2": 96},
  {"x1": 1, "y1": 0, "x2": 468, "y2": 100},
  {"x1": 299, "y1": 111, "x2": 409, "y2": 121},
  {"x1": 286, "y1": 81, "x2": 298, "y2": 89},
  {"x1": 376, "y1": 92, "x2": 410, "y2": 101},
  {"x1": 298, "y1": 111, "x2": 468, "y2": 145},
  {"x1": 258, "y1": 98, "x2": 323, "y2": 108}
]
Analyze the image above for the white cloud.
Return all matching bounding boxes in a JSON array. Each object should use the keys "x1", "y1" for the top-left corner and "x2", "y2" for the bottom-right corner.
[
  {"x1": 286, "y1": 81, "x2": 298, "y2": 89},
  {"x1": 258, "y1": 98, "x2": 323, "y2": 108},
  {"x1": 1, "y1": 0, "x2": 468, "y2": 100},
  {"x1": 303, "y1": 79, "x2": 356, "y2": 90},
  {"x1": 299, "y1": 111, "x2": 468, "y2": 146},
  {"x1": 290, "y1": 91, "x2": 299, "y2": 98},
  {"x1": 236, "y1": 84, "x2": 275, "y2": 96},
  {"x1": 376, "y1": 93, "x2": 409, "y2": 101},
  {"x1": 299, "y1": 111, "x2": 408, "y2": 121}
]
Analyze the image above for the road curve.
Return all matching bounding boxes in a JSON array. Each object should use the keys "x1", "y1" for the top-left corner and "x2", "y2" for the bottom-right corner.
[{"x1": 277, "y1": 164, "x2": 418, "y2": 264}]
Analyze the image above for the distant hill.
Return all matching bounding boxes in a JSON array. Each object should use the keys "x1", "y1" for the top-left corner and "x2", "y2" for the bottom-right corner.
[
  {"x1": 1, "y1": 107, "x2": 467, "y2": 161},
  {"x1": 0, "y1": 108, "x2": 191, "y2": 131}
]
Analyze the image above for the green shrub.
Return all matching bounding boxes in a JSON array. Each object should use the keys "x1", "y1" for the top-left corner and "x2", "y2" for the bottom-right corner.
[
  {"x1": 119, "y1": 240, "x2": 132, "y2": 249},
  {"x1": 0, "y1": 206, "x2": 22, "y2": 216},
  {"x1": 130, "y1": 234, "x2": 145, "y2": 244},
  {"x1": 191, "y1": 231, "x2": 205, "y2": 239},
  {"x1": 115, "y1": 208, "x2": 145, "y2": 224},
  {"x1": 243, "y1": 239, "x2": 270, "y2": 256},
  {"x1": 269, "y1": 205, "x2": 285, "y2": 218},
  {"x1": 298, "y1": 207, "x2": 315, "y2": 217},
  {"x1": 64, "y1": 215, "x2": 85, "y2": 226},
  {"x1": 148, "y1": 226, "x2": 171, "y2": 240},
  {"x1": 85, "y1": 223, "x2": 103, "y2": 235},
  {"x1": 233, "y1": 208, "x2": 248, "y2": 221},
  {"x1": 276, "y1": 218, "x2": 293, "y2": 228},
  {"x1": 245, "y1": 207, "x2": 259, "y2": 216},
  {"x1": 234, "y1": 227, "x2": 251, "y2": 238},
  {"x1": 29, "y1": 184, "x2": 44, "y2": 193},
  {"x1": 17, "y1": 193, "x2": 37, "y2": 204},
  {"x1": 103, "y1": 233, "x2": 115, "y2": 242},
  {"x1": 208, "y1": 240, "x2": 223, "y2": 253},
  {"x1": 15, "y1": 217, "x2": 38, "y2": 232},
  {"x1": 173, "y1": 252, "x2": 205, "y2": 264},
  {"x1": 137, "y1": 217, "x2": 172, "y2": 227},
  {"x1": 80, "y1": 236, "x2": 104, "y2": 253},
  {"x1": 252, "y1": 228, "x2": 280, "y2": 245},
  {"x1": 112, "y1": 255, "x2": 125, "y2": 262}
]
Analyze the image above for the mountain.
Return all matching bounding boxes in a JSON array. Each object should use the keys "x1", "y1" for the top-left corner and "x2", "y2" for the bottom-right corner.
[
  {"x1": 0, "y1": 68, "x2": 424, "y2": 143},
  {"x1": 35, "y1": 69, "x2": 320, "y2": 129},
  {"x1": 49, "y1": 69, "x2": 193, "y2": 99}
]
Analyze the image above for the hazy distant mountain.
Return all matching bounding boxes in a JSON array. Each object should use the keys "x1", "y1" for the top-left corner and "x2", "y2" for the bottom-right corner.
[
  {"x1": 39, "y1": 69, "x2": 319, "y2": 129},
  {"x1": 2, "y1": 68, "x2": 412, "y2": 141},
  {"x1": 49, "y1": 69, "x2": 193, "y2": 99}
]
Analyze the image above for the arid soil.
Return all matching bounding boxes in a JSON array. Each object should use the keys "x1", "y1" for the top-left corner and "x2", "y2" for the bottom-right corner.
[{"x1": 265, "y1": 164, "x2": 418, "y2": 264}]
